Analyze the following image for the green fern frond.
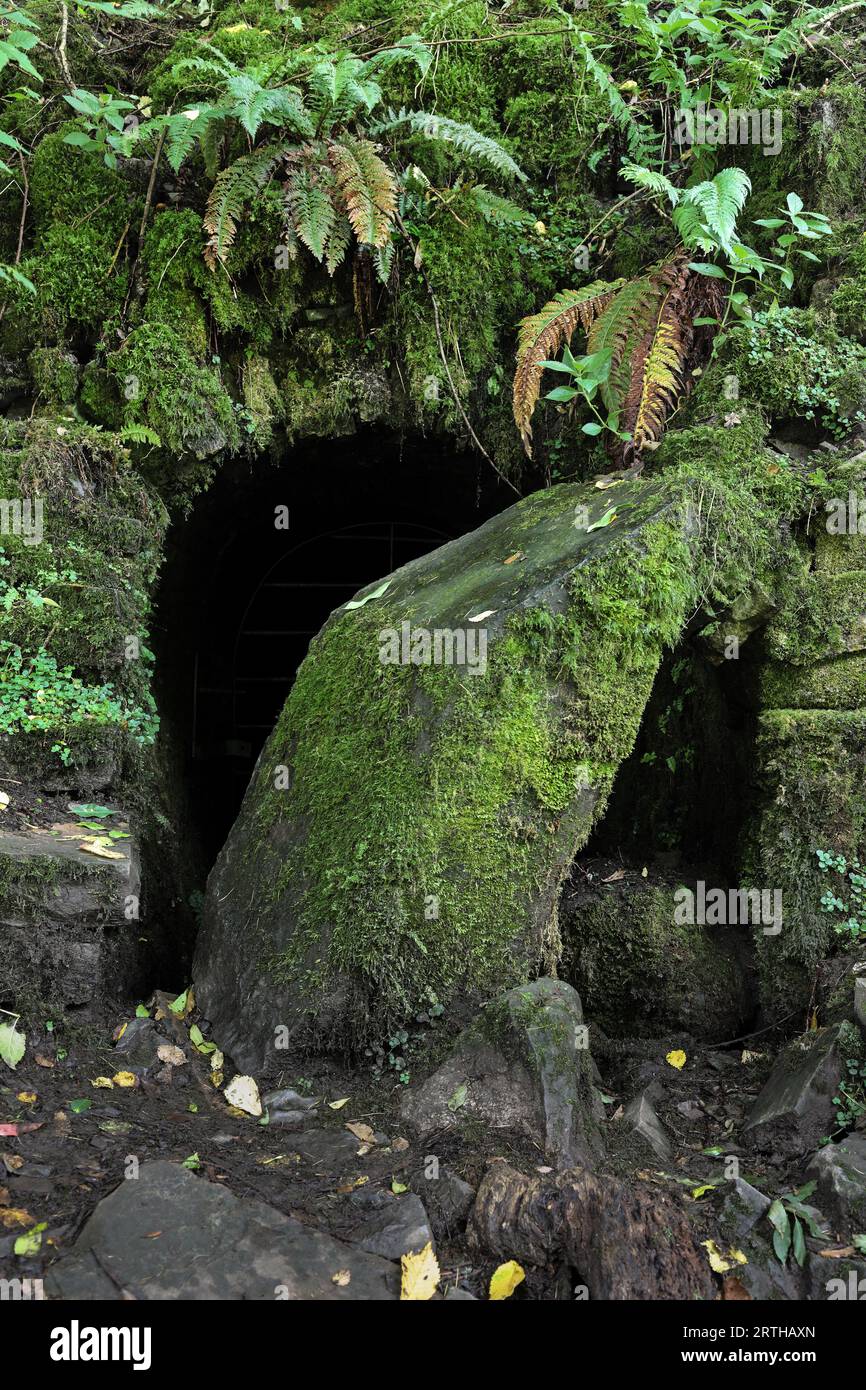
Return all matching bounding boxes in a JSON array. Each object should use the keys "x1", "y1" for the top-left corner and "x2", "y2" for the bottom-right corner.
[
  {"x1": 363, "y1": 34, "x2": 432, "y2": 79},
  {"x1": 675, "y1": 168, "x2": 751, "y2": 253},
  {"x1": 203, "y1": 145, "x2": 287, "y2": 266},
  {"x1": 285, "y1": 164, "x2": 337, "y2": 261},
  {"x1": 373, "y1": 108, "x2": 526, "y2": 183},
  {"x1": 471, "y1": 185, "x2": 532, "y2": 228},
  {"x1": 619, "y1": 161, "x2": 679, "y2": 206}
]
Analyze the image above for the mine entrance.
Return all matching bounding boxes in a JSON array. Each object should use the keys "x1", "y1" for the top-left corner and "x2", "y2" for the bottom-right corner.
[{"x1": 152, "y1": 430, "x2": 505, "y2": 864}]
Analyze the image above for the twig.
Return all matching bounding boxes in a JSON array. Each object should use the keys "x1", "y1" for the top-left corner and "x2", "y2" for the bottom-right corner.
[
  {"x1": 0, "y1": 150, "x2": 29, "y2": 327},
  {"x1": 122, "y1": 119, "x2": 169, "y2": 319},
  {"x1": 395, "y1": 211, "x2": 521, "y2": 497},
  {"x1": 55, "y1": 3, "x2": 75, "y2": 91}
]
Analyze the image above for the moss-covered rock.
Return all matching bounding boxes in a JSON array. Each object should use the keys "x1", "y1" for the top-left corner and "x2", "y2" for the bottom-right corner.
[{"x1": 195, "y1": 471, "x2": 710, "y2": 1067}]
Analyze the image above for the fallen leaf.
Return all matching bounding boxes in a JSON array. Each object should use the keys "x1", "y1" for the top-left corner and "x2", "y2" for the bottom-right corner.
[
  {"x1": 447, "y1": 1082, "x2": 468, "y2": 1112},
  {"x1": 224, "y1": 1074, "x2": 262, "y2": 1116},
  {"x1": 817, "y1": 1246, "x2": 856, "y2": 1258},
  {"x1": 331, "y1": 1269, "x2": 351, "y2": 1286},
  {"x1": 69, "y1": 1099, "x2": 92, "y2": 1114},
  {"x1": 489, "y1": 1260, "x2": 525, "y2": 1301},
  {"x1": 13, "y1": 1223, "x2": 46, "y2": 1256},
  {"x1": 467, "y1": 610, "x2": 497, "y2": 622},
  {"x1": 112, "y1": 1072, "x2": 138, "y2": 1088},
  {"x1": 503, "y1": 551, "x2": 524, "y2": 564},
  {"x1": 34, "y1": 1054, "x2": 55, "y2": 1069},
  {"x1": 344, "y1": 580, "x2": 391, "y2": 610},
  {"x1": 0, "y1": 1019, "x2": 26, "y2": 1071},
  {"x1": 78, "y1": 838, "x2": 124, "y2": 860},
  {"x1": 702, "y1": 1239, "x2": 732, "y2": 1274},
  {"x1": 157, "y1": 1044, "x2": 186, "y2": 1068},
  {"x1": 16, "y1": 1092, "x2": 36, "y2": 1105},
  {"x1": 392, "y1": 1137, "x2": 409, "y2": 1151},
  {"x1": 91, "y1": 1077, "x2": 114, "y2": 1090},
  {"x1": 602, "y1": 868, "x2": 625, "y2": 882},
  {"x1": 0, "y1": 791, "x2": 8, "y2": 810},
  {"x1": 346, "y1": 1122, "x2": 375, "y2": 1143},
  {"x1": 666, "y1": 1049, "x2": 687, "y2": 1070},
  {"x1": 0, "y1": 1208, "x2": 32, "y2": 1228},
  {"x1": 328, "y1": 1098, "x2": 350, "y2": 1110},
  {"x1": 391, "y1": 1180, "x2": 408, "y2": 1194},
  {"x1": 2, "y1": 1152, "x2": 24, "y2": 1171},
  {"x1": 400, "y1": 1242, "x2": 440, "y2": 1301}
]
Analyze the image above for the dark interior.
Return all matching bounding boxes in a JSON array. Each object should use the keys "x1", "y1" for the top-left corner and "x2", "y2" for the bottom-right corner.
[{"x1": 151, "y1": 430, "x2": 506, "y2": 864}]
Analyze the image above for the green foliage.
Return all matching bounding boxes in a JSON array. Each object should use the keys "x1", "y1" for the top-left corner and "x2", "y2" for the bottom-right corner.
[
  {"x1": 816, "y1": 849, "x2": 866, "y2": 943},
  {"x1": 767, "y1": 1184, "x2": 826, "y2": 1267},
  {"x1": 0, "y1": 640, "x2": 158, "y2": 766}
]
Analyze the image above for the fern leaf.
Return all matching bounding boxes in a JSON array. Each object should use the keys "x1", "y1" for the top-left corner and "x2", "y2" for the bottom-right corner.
[
  {"x1": 285, "y1": 164, "x2": 337, "y2": 261},
  {"x1": 373, "y1": 107, "x2": 526, "y2": 183},
  {"x1": 324, "y1": 213, "x2": 353, "y2": 276},
  {"x1": 675, "y1": 169, "x2": 751, "y2": 253},
  {"x1": 328, "y1": 136, "x2": 397, "y2": 248},
  {"x1": 513, "y1": 281, "x2": 622, "y2": 454},
  {"x1": 363, "y1": 34, "x2": 432, "y2": 79},
  {"x1": 203, "y1": 146, "x2": 286, "y2": 266},
  {"x1": 619, "y1": 161, "x2": 679, "y2": 206}
]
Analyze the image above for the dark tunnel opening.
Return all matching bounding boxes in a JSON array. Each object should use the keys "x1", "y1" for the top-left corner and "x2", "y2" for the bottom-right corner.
[{"x1": 151, "y1": 431, "x2": 507, "y2": 868}]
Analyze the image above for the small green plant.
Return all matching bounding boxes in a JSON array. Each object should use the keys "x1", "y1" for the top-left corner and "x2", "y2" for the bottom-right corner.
[
  {"x1": 767, "y1": 1183, "x2": 827, "y2": 1267},
  {"x1": 832, "y1": 1055, "x2": 866, "y2": 1134},
  {"x1": 816, "y1": 849, "x2": 866, "y2": 941},
  {"x1": 0, "y1": 640, "x2": 158, "y2": 764},
  {"x1": 364, "y1": 995, "x2": 445, "y2": 1085}
]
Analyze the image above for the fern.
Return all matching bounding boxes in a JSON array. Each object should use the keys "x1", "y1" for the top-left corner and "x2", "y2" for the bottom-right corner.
[
  {"x1": 285, "y1": 162, "x2": 337, "y2": 261},
  {"x1": 674, "y1": 169, "x2": 752, "y2": 255},
  {"x1": 619, "y1": 161, "x2": 679, "y2": 206},
  {"x1": 513, "y1": 281, "x2": 623, "y2": 453},
  {"x1": 203, "y1": 145, "x2": 287, "y2": 266},
  {"x1": 329, "y1": 137, "x2": 397, "y2": 247},
  {"x1": 372, "y1": 108, "x2": 526, "y2": 183}
]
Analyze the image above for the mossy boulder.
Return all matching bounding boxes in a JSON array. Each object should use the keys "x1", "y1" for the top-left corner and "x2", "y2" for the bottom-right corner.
[
  {"x1": 399, "y1": 977, "x2": 605, "y2": 1168},
  {"x1": 194, "y1": 472, "x2": 706, "y2": 1069},
  {"x1": 560, "y1": 874, "x2": 752, "y2": 1040}
]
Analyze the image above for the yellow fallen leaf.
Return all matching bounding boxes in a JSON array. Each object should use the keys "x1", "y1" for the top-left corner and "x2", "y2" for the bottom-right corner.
[
  {"x1": 78, "y1": 838, "x2": 124, "y2": 860},
  {"x1": 331, "y1": 1269, "x2": 351, "y2": 1286},
  {"x1": 690, "y1": 1183, "x2": 717, "y2": 1199},
  {"x1": 666, "y1": 1049, "x2": 687, "y2": 1070},
  {"x1": 16, "y1": 1092, "x2": 36, "y2": 1104},
  {"x1": 489, "y1": 1260, "x2": 525, "y2": 1301},
  {"x1": 328, "y1": 1098, "x2": 350, "y2": 1110},
  {"x1": 729, "y1": 1248, "x2": 748, "y2": 1266},
  {"x1": 112, "y1": 1071, "x2": 138, "y2": 1088},
  {"x1": 0, "y1": 1208, "x2": 32, "y2": 1228},
  {"x1": 702, "y1": 1239, "x2": 732, "y2": 1274},
  {"x1": 346, "y1": 1122, "x2": 375, "y2": 1143},
  {"x1": 400, "y1": 1242, "x2": 440, "y2": 1301},
  {"x1": 0, "y1": 791, "x2": 9, "y2": 810},
  {"x1": 392, "y1": 1180, "x2": 408, "y2": 1194},
  {"x1": 91, "y1": 1077, "x2": 114, "y2": 1089}
]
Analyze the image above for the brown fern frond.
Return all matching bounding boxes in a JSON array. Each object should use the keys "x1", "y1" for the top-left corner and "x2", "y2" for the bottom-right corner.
[
  {"x1": 328, "y1": 136, "x2": 397, "y2": 248},
  {"x1": 513, "y1": 281, "x2": 622, "y2": 455}
]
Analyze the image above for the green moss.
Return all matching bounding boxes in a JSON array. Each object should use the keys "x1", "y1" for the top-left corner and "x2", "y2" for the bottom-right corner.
[
  {"x1": 29, "y1": 347, "x2": 79, "y2": 406},
  {"x1": 760, "y1": 654, "x2": 866, "y2": 711},
  {"x1": 765, "y1": 571, "x2": 866, "y2": 665},
  {"x1": 561, "y1": 881, "x2": 747, "y2": 1038}
]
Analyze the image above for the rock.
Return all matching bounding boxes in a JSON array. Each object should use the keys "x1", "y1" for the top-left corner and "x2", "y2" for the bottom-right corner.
[
  {"x1": 714, "y1": 1177, "x2": 771, "y2": 1244},
  {"x1": 743, "y1": 1024, "x2": 847, "y2": 1158},
  {"x1": 113, "y1": 1018, "x2": 164, "y2": 1070},
  {"x1": 291, "y1": 1129, "x2": 364, "y2": 1167},
  {"x1": 262, "y1": 1088, "x2": 320, "y2": 1111},
  {"x1": 807, "y1": 1254, "x2": 866, "y2": 1301},
  {"x1": 45, "y1": 1161, "x2": 399, "y2": 1300},
  {"x1": 806, "y1": 1134, "x2": 866, "y2": 1232},
  {"x1": 856, "y1": 977, "x2": 866, "y2": 1034},
  {"x1": 412, "y1": 1165, "x2": 475, "y2": 1242},
  {"x1": 352, "y1": 1193, "x2": 432, "y2": 1260},
  {"x1": 622, "y1": 1088, "x2": 672, "y2": 1164},
  {"x1": 194, "y1": 474, "x2": 708, "y2": 1068},
  {"x1": 400, "y1": 978, "x2": 604, "y2": 1168},
  {"x1": 442, "y1": 1285, "x2": 477, "y2": 1300},
  {"x1": 0, "y1": 822, "x2": 145, "y2": 1007},
  {"x1": 268, "y1": 1110, "x2": 310, "y2": 1130}
]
